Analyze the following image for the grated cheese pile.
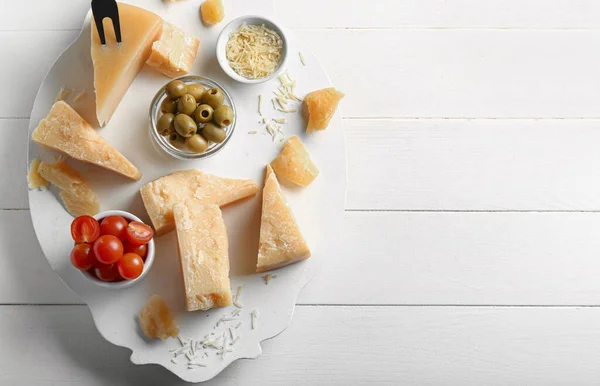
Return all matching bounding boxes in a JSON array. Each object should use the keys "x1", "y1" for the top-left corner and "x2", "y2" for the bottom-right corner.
[{"x1": 226, "y1": 24, "x2": 283, "y2": 79}]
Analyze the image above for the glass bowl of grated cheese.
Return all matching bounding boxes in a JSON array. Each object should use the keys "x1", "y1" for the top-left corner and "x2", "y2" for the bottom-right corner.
[{"x1": 216, "y1": 16, "x2": 288, "y2": 84}]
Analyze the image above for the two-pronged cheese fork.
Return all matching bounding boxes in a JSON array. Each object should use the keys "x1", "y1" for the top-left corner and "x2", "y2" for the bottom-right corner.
[{"x1": 91, "y1": 0, "x2": 122, "y2": 45}]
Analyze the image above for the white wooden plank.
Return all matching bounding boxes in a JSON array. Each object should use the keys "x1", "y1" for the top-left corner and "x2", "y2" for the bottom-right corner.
[
  {"x1": 6, "y1": 0, "x2": 600, "y2": 30},
  {"x1": 0, "y1": 0, "x2": 89, "y2": 31},
  {"x1": 296, "y1": 29, "x2": 600, "y2": 118},
  {"x1": 0, "y1": 31, "x2": 78, "y2": 118},
  {"x1": 5, "y1": 30, "x2": 600, "y2": 119},
  {"x1": 2, "y1": 305, "x2": 600, "y2": 385},
  {"x1": 0, "y1": 211, "x2": 79, "y2": 304},
  {"x1": 6, "y1": 210, "x2": 600, "y2": 306},
  {"x1": 274, "y1": 0, "x2": 600, "y2": 29},
  {"x1": 0, "y1": 120, "x2": 29, "y2": 209},
  {"x1": 346, "y1": 119, "x2": 600, "y2": 210}
]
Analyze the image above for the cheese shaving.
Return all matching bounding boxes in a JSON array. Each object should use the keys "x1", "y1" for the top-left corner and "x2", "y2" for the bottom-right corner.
[
  {"x1": 233, "y1": 285, "x2": 243, "y2": 308},
  {"x1": 273, "y1": 118, "x2": 287, "y2": 124},
  {"x1": 73, "y1": 90, "x2": 86, "y2": 102},
  {"x1": 226, "y1": 24, "x2": 283, "y2": 79},
  {"x1": 251, "y1": 310, "x2": 259, "y2": 330},
  {"x1": 55, "y1": 87, "x2": 71, "y2": 102},
  {"x1": 299, "y1": 52, "x2": 306, "y2": 66},
  {"x1": 248, "y1": 130, "x2": 257, "y2": 134},
  {"x1": 258, "y1": 95, "x2": 263, "y2": 116}
]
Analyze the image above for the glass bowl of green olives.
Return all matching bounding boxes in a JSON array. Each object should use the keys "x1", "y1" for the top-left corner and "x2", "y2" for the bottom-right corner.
[{"x1": 149, "y1": 75, "x2": 237, "y2": 160}]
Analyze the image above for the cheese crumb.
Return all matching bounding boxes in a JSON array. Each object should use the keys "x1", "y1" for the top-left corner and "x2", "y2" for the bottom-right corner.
[{"x1": 262, "y1": 273, "x2": 278, "y2": 285}]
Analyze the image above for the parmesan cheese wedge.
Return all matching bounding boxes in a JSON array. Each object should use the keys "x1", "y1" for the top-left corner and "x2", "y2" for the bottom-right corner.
[
  {"x1": 146, "y1": 21, "x2": 200, "y2": 78},
  {"x1": 91, "y1": 3, "x2": 163, "y2": 126},
  {"x1": 173, "y1": 202, "x2": 232, "y2": 311},
  {"x1": 27, "y1": 159, "x2": 49, "y2": 190},
  {"x1": 256, "y1": 165, "x2": 310, "y2": 272},
  {"x1": 38, "y1": 159, "x2": 100, "y2": 217},
  {"x1": 140, "y1": 169, "x2": 258, "y2": 236},
  {"x1": 31, "y1": 101, "x2": 142, "y2": 181}
]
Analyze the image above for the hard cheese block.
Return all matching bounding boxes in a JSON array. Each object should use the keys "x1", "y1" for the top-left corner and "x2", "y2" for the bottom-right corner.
[
  {"x1": 140, "y1": 169, "x2": 258, "y2": 236},
  {"x1": 146, "y1": 21, "x2": 200, "y2": 78},
  {"x1": 31, "y1": 101, "x2": 142, "y2": 180},
  {"x1": 91, "y1": 2, "x2": 162, "y2": 126},
  {"x1": 302, "y1": 87, "x2": 345, "y2": 133},
  {"x1": 271, "y1": 135, "x2": 319, "y2": 187},
  {"x1": 38, "y1": 159, "x2": 100, "y2": 217},
  {"x1": 257, "y1": 165, "x2": 311, "y2": 273},
  {"x1": 173, "y1": 202, "x2": 232, "y2": 311}
]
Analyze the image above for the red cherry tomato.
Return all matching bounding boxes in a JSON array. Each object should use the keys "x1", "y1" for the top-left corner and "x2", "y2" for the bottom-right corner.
[
  {"x1": 70, "y1": 243, "x2": 96, "y2": 270},
  {"x1": 124, "y1": 241, "x2": 148, "y2": 259},
  {"x1": 94, "y1": 263, "x2": 121, "y2": 282},
  {"x1": 70, "y1": 216, "x2": 100, "y2": 244},
  {"x1": 100, "y1": 216, "x2": 129, "y2": 240},
  {"x1": 93, "y1": 235, "x2": 124, "y2": 264},
  {"x1": 117, "y1": 253, "x2": 144, "y2": 280},
  {"x1": 126, "y1": 221, "x2": 154, "y2": 246}
]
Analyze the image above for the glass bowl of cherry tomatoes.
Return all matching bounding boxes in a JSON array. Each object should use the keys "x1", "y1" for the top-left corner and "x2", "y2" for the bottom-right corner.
[{"x1": 69, "y1": 210, "x2": 155, "y2": 289}]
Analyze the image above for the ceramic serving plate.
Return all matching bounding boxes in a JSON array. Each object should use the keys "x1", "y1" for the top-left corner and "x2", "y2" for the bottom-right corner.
[{"x1": 27, "y1": 0, "x2": 346, "y2": 382}]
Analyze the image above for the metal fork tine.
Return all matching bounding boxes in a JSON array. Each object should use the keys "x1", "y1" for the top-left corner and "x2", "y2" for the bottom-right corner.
[
  {"x1": 111, "y1": 14, "x2": 122, "y2": 44},
  {"x1": 91, "y1": 0, "x2": 122, "y2": 46}
]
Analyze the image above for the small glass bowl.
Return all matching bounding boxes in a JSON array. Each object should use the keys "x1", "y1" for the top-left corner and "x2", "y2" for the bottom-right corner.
[{"x1": 149, "y1": 75, "x2": 237, "y2": 160}]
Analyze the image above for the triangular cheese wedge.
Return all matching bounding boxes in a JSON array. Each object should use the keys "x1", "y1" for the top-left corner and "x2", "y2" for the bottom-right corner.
[
  {"x1": 91, "y1": 3, "x2": 162, "y2": 126},
  {"x1": 173, "y1": 202, "x2": 232, "y2": 311},
  {"x1": 32, "y1": 101, "x2": 142, "y2": 180},
  {"x1": 140, "y1": 169, "x2": 259, "y2": 236},
  {"x1": 257, "y1": 165, "x2": 311, "y2": 273}
]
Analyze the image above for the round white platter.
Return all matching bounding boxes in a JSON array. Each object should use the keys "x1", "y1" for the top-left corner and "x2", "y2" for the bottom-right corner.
[{"x1": 27, "y1": 0, "x2": 346, "y2": 382}]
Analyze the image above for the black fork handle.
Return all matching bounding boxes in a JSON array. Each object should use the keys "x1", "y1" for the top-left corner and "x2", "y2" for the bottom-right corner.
[{"x1": 91, "y1": 0, "x2": 121, "y2": 45}]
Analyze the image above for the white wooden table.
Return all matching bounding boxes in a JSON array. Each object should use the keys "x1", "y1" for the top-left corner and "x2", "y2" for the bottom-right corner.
[{"x1": 4, "y1": 0, "x2": 600, "y2": 384}]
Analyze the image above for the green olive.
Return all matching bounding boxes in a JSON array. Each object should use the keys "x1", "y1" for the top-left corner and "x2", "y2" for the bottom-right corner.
[
  {"x1": 201, "y1": 87, "x2": 224, "y2": 109},
  {"x1": 194, "y1": 104, "x2": 214, "y2": 123},
  {"x1": 166, "y1": 80, "x2": 188, "y2": 99},
  {"x1": 177, "y1": 94, "x2": 197, "y2": 116},
  {"x1": 157, "y1": 113, "x2": 175, "y2": 136},
  {"x1": 169, "y1": 133, "x2": 186, "y2": 149},
  {"x1": 174, "y1": 114, "x2": 197, "y2": 138},
  {"x1": 213, "y1": 105, "x2": 234, "y2": 127},
  {"x1": 186, "y1": 134, "x2": 209, "y2": 153},
  {"x1": 187, "y1": 84, "x2": 206, "y2": 101},
  {"x1": 202, "y1": 122, "x2": 227, "y2": 143},
  {"x1": 160, "y1": 98, "x2": 177, "y2": 114}
]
